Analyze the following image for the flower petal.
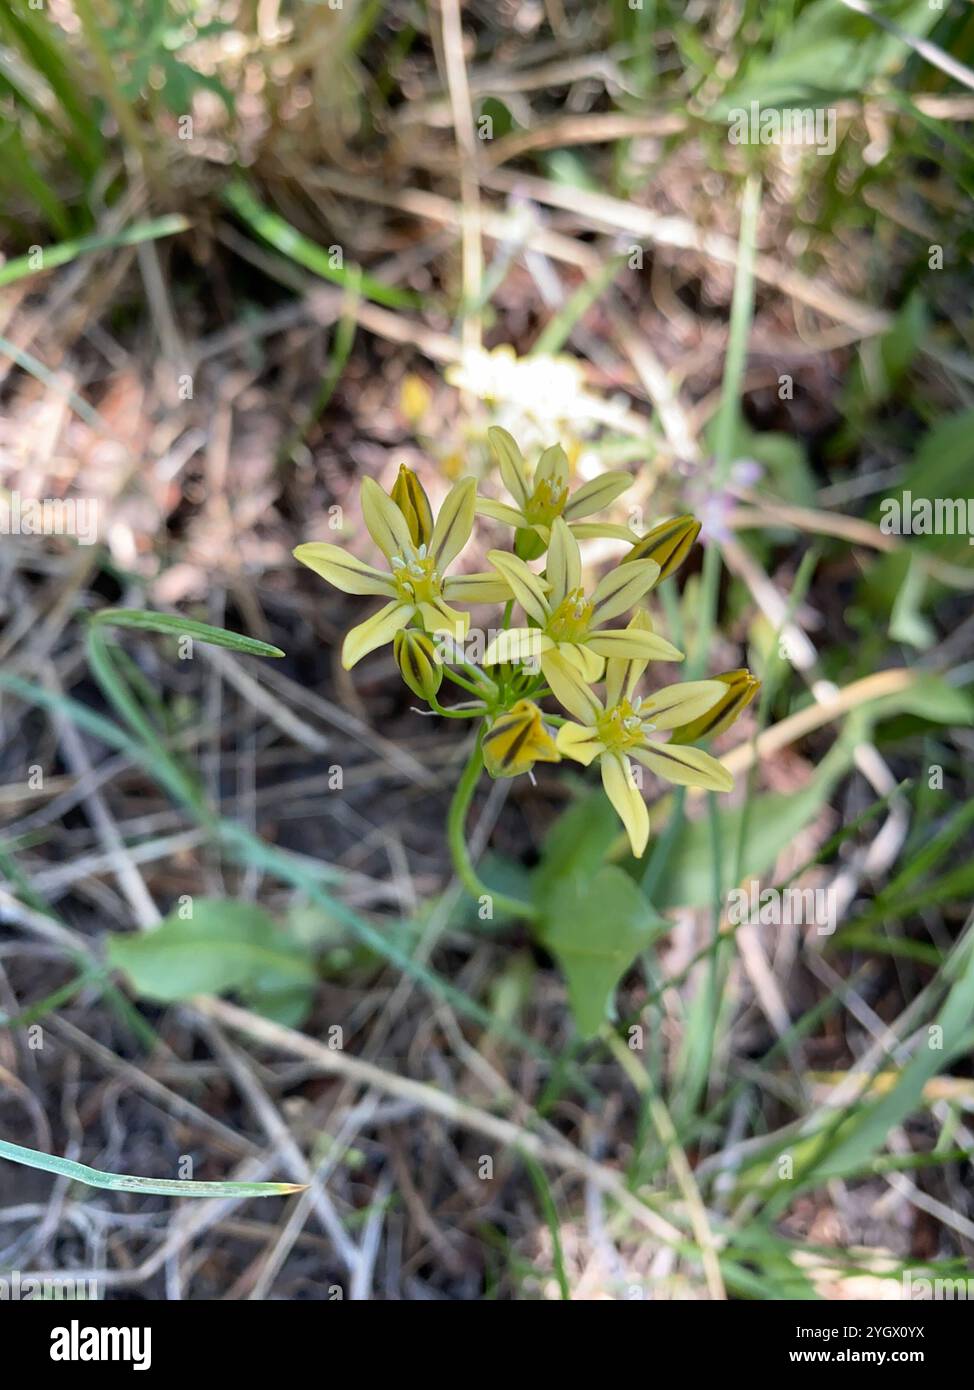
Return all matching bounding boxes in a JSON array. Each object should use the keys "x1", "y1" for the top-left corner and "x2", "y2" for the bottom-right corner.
[
  {"x1": 487, "y1": 550, "x2": 549, "y2": 625},
  {"x1": 563, "y1": 471, "x2": 632, "y2": 520},
  {"x1": 590, "y1": 558, "x2": 661, "y2": 626},
  {"x1": 561, "y1": 641, "x2": 604, "y2": 682},
  {"x1": 638, "y1": 680, "x2": 725, "y2": 731},
  {"x1": 418, "y1": 598, "x2": 469, "y2": 640},
  {"x1": 631, "y1": 741, "x2": 733, "y2": 793},
  {"x1": 293, "y1": 543, "x2": 394, "y2": 596},
  {"x1": 484, "y1": 627, "x2": 549, "y2": 666},
  {"x1": 535, "y1": 442, "x2": 569, "y2": 490},
  {"x1": 430, "y1": 477, "x2": 476, "y2": 570},
  {"x1": 541, "y1": 649, "x2": 603, "y2": 723},
  {"x1": 601, "y1": 754, "x2": 649, "y2": 857},
  {"x1": 569, "y1": 521, "x2": 639, "y2": 542},
  {"x1": 586, "y1": 629, "x2": 683, "y2": 662},
  {"x1": 546, "y1": 517, "x2": 582, "y2": 609},
  {"x1": 341, "y1": 601, "x2": 412, "y2": 669},
  {"x1": 475, "y1": 497, "x2": 527, "y2": 528},
  {"x1": 604, "y1": 610, "x2": 656, "y2": 706},
  {"x1": 555, "y1": 721, "x2": 606, "y2": 767},
  {"x1": 361, "y1": 475, "x2": 414, "y2": 560},
  {"x1": 444, "y1": 572, "x2": 513, "y2": 603},
  {"x1": 487, "y1": 426, "x2": 530, "y2": 509}
]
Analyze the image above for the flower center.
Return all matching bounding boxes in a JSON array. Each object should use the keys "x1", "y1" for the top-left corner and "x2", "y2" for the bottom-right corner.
[
  {"x1": 596, "y1": 698, "x2": 655, "y2": 753},
  {"x1": 546, "y1": 587, "x2": 593, "y2": 643},
  {"x1": 390, "y1": 546, "x2": 443, "y2": 605},
  {"x1": 524, "y1": 476, "x2": 568, "y2": 527}
]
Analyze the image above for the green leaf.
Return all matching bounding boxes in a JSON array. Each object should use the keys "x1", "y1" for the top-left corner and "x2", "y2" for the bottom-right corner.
[
  {"x1": 91, "y1": 608, "x2": 285, "y2": 658},
  {"x1": 107, "y1": 899, "x2": 315, "y2": 1003},
  {"x1": 532, "y1": 790, "x2": 621, "y2": 905},
  {"x1": 538, "y1": 867, "x2": 661, "y2": 1038},
  {"x1": 865, "y1": 673, "x2": 973, "y2": 728},
  {"x1": 713, "y1": 0, "x2": 940, "y2": 109}
]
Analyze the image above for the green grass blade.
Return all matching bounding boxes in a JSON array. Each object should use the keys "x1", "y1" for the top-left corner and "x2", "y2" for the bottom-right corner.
[
  {"x1": 0, "y1": 216, "x2": 189, "y2": 288},
  {"x1": 89, "y1": 608, "x2": 285, "y2": 658},
  {"x1": 222, "y1": 180, "x2": 418, "y2": 310},
  {"x1": 0, "y1": 1139, "x2": 304, "y2": 1198}
]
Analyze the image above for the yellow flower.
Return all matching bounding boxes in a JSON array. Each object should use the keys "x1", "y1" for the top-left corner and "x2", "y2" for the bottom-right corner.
[
  {"x1": 482, "y1": 700, "x2": 560, "y2": 780},
  {"x1": 547, "y1": 624, "x2": 733, "y2": 857},
  {"x1": 483, "y1": 517, "x2": 680, "y2": 686},
  {"x1": 477, "y1": 427, "x2": 634, "y2": 550},
  {"x1": 668, "y1": 668, "x2": 760, "y2": 744},
  {"x1": 294, "y1": 476, "x2": 510, "y2": 669},
  {"x1": 622, "y1": 514, "x2": 701, "y2": 582},
  {"x1": 399, "y1": 374, "x2": 432, "y2": 427},
  {"x1": 394, "y1": 629, "x2": 442, "y2": 701}
]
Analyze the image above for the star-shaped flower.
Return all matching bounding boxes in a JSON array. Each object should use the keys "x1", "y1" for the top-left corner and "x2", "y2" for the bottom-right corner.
[
  {"x1": 544, "y1": 625, "x2": 735, "y2": 856},
  {"x1": 477, "y1": 427, "x2": 635, "y2": 554},
  {"x1": 294, "y1": 475, "x2": 510, "y2": 669},
  {"x1": 483, "y1": 517, "x2": 679, "y2": 685}
]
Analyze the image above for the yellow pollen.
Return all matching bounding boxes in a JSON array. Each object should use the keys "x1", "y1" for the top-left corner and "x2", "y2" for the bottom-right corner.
[
  {"x1": 596, "y1": 700, "x2": 649, "y2": 752},
  {"x1": 391, "y1": 550, "x2": 443, "y2": 605},
  {"x1": 525, "y1": 477, "x2": 568, "y2": 526},
  {"x1": 546, "y1": 587, "x2": 593, "y2": 642}
]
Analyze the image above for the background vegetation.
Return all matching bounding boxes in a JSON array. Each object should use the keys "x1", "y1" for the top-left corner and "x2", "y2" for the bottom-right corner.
[{"x1": 0, "y1": 0, "x2": 972, "y2": 1299}]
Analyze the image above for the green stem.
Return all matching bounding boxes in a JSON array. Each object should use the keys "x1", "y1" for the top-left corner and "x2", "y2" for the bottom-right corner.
[
  {"x1": 446, "y1": 733, "x2": 539, "y2": 922},
  {"x1": 442, "y1": 666, "x2": 483, "y2": 696}
]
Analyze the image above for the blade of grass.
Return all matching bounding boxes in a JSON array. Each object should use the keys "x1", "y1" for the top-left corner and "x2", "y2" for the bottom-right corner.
[
  {"x1": 672, "y1": 173, "x2": 761, "y2": 1121},
  {"x1": 0, "y1": 216, "x2": 190, "y2": 289},
  {"x1": 89, "y1": 608, "x2": 285, "y2": 659},
  {"x1": 521, "y1": 1151, "x2": 571, "y2": 1299},
  {"x1": 0, "y1": 1138, "x2": 304, "y2": 1198},
  {"x1": 222, "y1": 180, "x2": 417, "y2": 310}
]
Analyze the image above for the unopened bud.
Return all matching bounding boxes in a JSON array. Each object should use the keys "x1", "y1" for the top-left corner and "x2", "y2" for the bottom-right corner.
[
  {"x1": 623, "y1": 514, "x2": 700, "y2": 582},
  {"x1": 668, "y1": 669, "x2": 760, "y2": 744},
  {"x1": 394, "y1": 628, "x2": 442, "y2": 701},
  {"x1": 390, "y1": 464, "x2": 434, "y2": 548}
]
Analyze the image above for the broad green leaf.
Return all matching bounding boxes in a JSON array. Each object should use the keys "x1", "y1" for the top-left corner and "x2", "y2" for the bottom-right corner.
[
  {"x1": 865, "y1": 673, "x2": 973, "y2": 728},
  {"x1": 107, "y1": 899, "x2": 315, "y2": 1003},
  {"x1": 91, "y1": 608, "x2": 285, "y2": 658},
  {"x1": 538, "y1": 866, "x2": 661, "y2": 1038},
  {"x1": 532, "y1": 790, "x2": 620, "y2": 905},
  {"x1": 712, "y1": 0, "x2": 940, "y2": 109},
  {"x1": 895, "y1": 407, "x2": 974, "y2": 500}
]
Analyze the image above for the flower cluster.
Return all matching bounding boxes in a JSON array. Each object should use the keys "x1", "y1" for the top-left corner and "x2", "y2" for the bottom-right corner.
[{"x1": 294, "y1": 428, "x2": 759, "y2": 857}]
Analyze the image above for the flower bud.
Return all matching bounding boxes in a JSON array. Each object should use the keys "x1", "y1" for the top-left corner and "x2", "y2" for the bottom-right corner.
[
  {"x1": 394, "y1": 628, "x2": 442, "y2": 701},
  {"x1": 390, "y1": 464, "x2": 434, "y2": 548},
  {"x1": 668, "y1": 669, "x2": 760, "y2": 744},
  {"x1": 623, "y1": 514, "x2": 700, "y2": 582},
  {"x1": 482, "y1": 700, "x2": 560, "y2": 779}
]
